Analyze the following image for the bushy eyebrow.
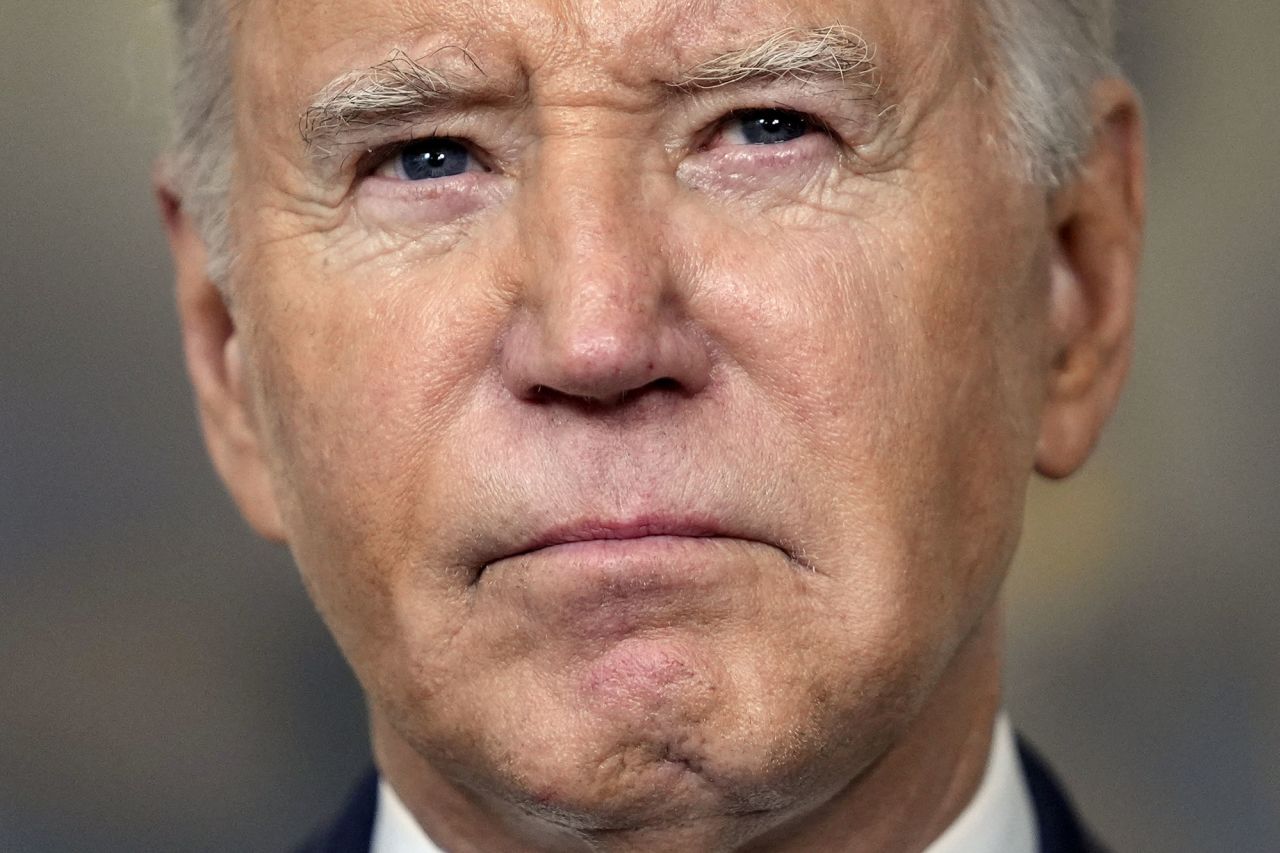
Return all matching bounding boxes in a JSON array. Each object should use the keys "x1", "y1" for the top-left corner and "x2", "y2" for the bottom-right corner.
[
  {"x1": 665, "y1": 26, "x2": 877, "y2": 91},
  {"x1": 299, "y1": 26, "x2": 879, "y2": 154},
  {"x1": 299, "y1": 48, "x2": 494, "y2": 153}
]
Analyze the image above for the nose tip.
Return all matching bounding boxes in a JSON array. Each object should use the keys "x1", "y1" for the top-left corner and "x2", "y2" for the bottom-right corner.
[{"x1": 501, "y1": 300, "x2": 712, "y2": 407}]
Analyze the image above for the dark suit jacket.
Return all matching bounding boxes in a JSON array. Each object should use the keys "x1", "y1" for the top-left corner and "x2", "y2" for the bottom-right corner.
[{"x1": 297, "y1": 740, "x2": 1107, "y2": 853}]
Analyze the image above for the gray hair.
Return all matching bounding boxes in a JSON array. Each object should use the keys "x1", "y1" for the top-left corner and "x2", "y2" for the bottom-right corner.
[
  {"x1": 169, "y1": 0, "x2": 233, "y2": 284},
  {"x1": 985, "y1": 0, "x2": 1119, "y2": 185},
  {"x1": 166, "y1": 0, "x2": 1119, "y2": 284}
]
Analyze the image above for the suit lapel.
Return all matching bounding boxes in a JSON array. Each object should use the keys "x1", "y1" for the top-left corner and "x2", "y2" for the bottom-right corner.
[
  {"x1": 294, "y1": 770, "x2": 379, "y2": 853},
  {"x1": 1017, "y1": 738, "x2": 1110, "y2": 853}
]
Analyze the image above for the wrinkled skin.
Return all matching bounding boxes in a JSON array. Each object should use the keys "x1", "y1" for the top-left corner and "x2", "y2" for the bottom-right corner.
[{"x1": 161, "y1": 0, "x2": 1143, "y2": 849}]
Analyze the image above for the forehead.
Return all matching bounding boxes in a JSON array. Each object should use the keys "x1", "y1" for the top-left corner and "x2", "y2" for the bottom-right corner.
[{"x1": 236, "y1": 0, "x2": 970, "y2": 100}]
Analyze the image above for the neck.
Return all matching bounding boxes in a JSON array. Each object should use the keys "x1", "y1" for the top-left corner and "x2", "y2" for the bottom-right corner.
[{"x1": 371, "y1": 608, "x2": 1004, "y2": 853}]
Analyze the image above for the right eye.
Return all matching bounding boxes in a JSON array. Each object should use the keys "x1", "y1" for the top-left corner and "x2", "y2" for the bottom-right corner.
[
  {"x1": 376, "y1": 137, "x2": 483, "y2": 181},
  {"x1": 715, "y1": 108, "x2": 819, "y2": 147}
]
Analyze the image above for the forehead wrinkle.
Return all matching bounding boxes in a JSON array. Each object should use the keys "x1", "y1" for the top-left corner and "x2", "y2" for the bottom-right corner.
[
  {"x1": 515, "y1": 0, "x2": 773, "y2": 92},
  {"x1": 279, "y1": 2, "x2": 938, "y2": 157}
]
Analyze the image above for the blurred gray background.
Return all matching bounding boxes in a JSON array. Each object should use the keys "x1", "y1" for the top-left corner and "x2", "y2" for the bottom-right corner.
[{"x1": 2, "y1": 1, "x2": 1277, "y2": 850}]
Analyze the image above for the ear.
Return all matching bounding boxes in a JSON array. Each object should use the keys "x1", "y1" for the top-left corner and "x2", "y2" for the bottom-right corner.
[
  {"x1": 1035, "y1": 78, "x2": 1146, "y2": 479},
  {"x1": 156, "y1": 171, "x2": 287, "y2": 541}
]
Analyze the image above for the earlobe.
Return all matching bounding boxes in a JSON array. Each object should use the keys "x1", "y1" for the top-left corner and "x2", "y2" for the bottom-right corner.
[
  {"x1": 156, "y1": 174, "x2": 288, "y2": 542},
  {"x1": 1034, "y1": 78, "x2": 1145, "y2": 480}
]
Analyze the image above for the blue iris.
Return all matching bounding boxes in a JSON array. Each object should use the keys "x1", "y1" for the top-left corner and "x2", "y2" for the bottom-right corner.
[
  {"x1": 398, "y1": 138, "x2": 472, "y2": 180},
  {"x1": 737, "y1": 110, "x2": 810, "y2": 145}
]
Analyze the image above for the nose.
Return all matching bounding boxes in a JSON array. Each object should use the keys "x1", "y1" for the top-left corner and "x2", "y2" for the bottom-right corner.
[{"x1": 500, "y1": 149, "x2": 712, "y2": 408}]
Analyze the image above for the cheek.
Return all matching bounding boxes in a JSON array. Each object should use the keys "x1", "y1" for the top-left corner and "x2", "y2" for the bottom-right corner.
[
  {"x1": 236, "y1": 250, "x2": 506, "y2": 657},
  {"x1": 672, "y1": 192, "x2": 1043, "y2": 624}
]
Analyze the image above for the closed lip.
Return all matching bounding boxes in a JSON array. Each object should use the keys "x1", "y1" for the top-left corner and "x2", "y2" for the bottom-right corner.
[{"x1": 488, "y1": 516, "x2": 747, "y2": 565}]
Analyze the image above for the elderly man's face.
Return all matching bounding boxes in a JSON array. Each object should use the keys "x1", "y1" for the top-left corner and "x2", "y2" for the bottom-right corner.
[{"x1": 169, "y1": 0, "x2": 1139, "y2": 842}]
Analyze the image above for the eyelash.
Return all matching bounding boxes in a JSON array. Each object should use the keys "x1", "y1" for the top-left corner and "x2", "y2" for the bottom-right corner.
[{"x1": 359, "y1": 106, "x2": 831, "y2": 181}]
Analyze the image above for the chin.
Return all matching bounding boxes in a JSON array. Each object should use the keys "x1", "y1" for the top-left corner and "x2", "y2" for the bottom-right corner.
[
  {"x1": 472, "y1": 728, "x2": 801, "y2": 837},
  {"x1": 362, "y1": 534, "x2": 966, "y2": 840},
  {"x1": 379, "y1": 645, "x2": 904, "y2": 842}
]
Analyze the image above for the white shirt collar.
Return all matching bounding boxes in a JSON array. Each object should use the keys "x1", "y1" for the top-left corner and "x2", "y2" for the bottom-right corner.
[
  {"x1": 372, "y1": 714, "x2": 1036, "y2": 853},
  {"x1": 923, "y1": 713, "x2": 1038, "y2": 853},
  {"x1": 371, "y1": 775, "x2": 443, "y2": 853}
]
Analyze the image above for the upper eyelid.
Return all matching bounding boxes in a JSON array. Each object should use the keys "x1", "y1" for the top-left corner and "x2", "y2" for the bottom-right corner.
[
  {"x1": 692, "y1": 84, "x2": 890, "y2": 152},
  {"x1": 353, "y1": 100, "x2": 855, "y2": 181},
  {"x1": 316, "y1": 74, "x2": 881, "y2": 164},
  {"x1": 720, "y1": 107, "x2": 825, "y2": 130},
  {"x1": 380, "y1": 105, "x2": 824, "y2": 149}
]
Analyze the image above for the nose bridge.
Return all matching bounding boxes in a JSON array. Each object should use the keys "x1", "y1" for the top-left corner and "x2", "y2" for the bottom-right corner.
[
  {"x1": 530, "y1": 138, "x2": 660, "y2": 317},
  {"x1": 501, "y1": 131, "x2": 710, "y2": 405}
]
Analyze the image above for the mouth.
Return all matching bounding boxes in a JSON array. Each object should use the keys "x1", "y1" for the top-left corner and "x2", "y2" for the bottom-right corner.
[
  {"x1": 511, "y1": 517, "x2": 731, "y2": 556},
  {"x1": 474, "y1": 515, "x2": 814, "y2": 584}
]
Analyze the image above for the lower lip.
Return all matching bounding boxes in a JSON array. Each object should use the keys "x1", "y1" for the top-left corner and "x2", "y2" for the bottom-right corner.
[{"x1": 482, "y1": 535, "x2": 757, "y2": 637}]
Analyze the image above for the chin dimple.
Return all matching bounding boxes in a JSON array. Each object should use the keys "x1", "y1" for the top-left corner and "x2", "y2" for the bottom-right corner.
[{"x1": 658, "y1": 740, "x2": 706, "y2": 776}]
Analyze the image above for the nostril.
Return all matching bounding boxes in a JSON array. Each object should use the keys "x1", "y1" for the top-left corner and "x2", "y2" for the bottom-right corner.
[
  {"x1": 646, "y1": 377, "x2": 682, "y2": 393},
  {"x1": 615, "y1": 376, "x2": 683, "y2": 406},
  {"x1": 526, "y1": 376, "x2": 684, "y2": 407}
]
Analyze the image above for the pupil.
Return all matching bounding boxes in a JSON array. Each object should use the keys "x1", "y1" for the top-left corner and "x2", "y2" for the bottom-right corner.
[
  {"x1": 741, "y1": 110, "x2": 808, "y2": 145},
  {"x1": 400, "y1": 139, "x2": 470, "y2": 180}
]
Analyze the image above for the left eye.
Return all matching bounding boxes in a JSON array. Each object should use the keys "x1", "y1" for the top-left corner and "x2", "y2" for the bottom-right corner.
[
  {"x1": 720, "y1": 109, "x2": 815, "y2": 146},
  {"x1": 381, "y1": 137, "x2": 480, "y2": 181}
]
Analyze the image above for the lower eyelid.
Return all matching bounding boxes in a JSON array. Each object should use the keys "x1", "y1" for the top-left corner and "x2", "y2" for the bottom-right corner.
[
  {"x1": 363, "y1": 170, "x2": 484, "y2": 198},
  {"x1": 356, "y1": 170, "x2": 511, "y2": 227},
  {"x1": 675, "y1": 132, "x2": 844, "y2": 194},
  {"x1": 359, "y1": 173, "x2": 476, "y2": 222},
  {"x1": 696, "y1": 132, "x2": 834, "y2": 169}
]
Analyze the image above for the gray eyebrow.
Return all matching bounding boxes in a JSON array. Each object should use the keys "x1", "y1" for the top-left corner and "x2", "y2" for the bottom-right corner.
[
  {"x1": 299, "y1": 27, "x2": 879, "y2": 153},
  {"x1": 300, "y1": 48, "x2": 496, "y2": 153},
  {"x1": 665, "y1": 26, "x2": 877, "y2": 91}
]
